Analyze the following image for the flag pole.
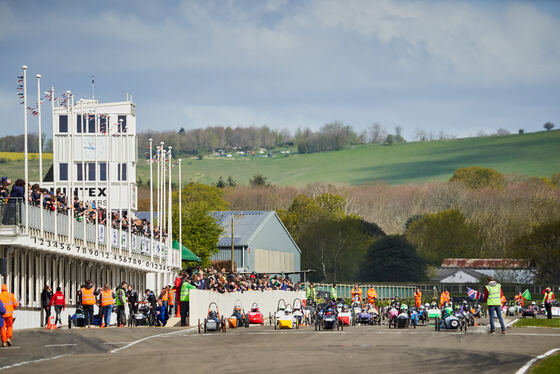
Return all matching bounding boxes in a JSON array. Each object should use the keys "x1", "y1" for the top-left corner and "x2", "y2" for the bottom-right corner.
[
  {"x1": 126, "y1": 126, "x2": 131, "y2": 256},
  {"x1": 159, "y1": 142, "x2": 164, "y2": 263},
  {"x1": 66, "y1": 91, "x2": 72, "y2": 244},
  {"x1": 51, "y1": 86, "x2": 57, "y2": 239},
  {"x1": 106, "y1": 115, "x2": 112, "y2": 251},
  {"x1": 118, "y1": 119, "x2": 123, "y2": 254},
  {"x1": 94, "y1": 108, "x2": 98, "y2": 251},
  {"x1": 167, "y1": 146, "x2": 172, "y2": 266},
  {"x1": 36, "y1": 74, "x2": 44, "y2": 237},
  {"x1": 80, "y1": 100, "x2": 86, "y2": 244},
  {"x1": 149, "y1": 138, "x2": 153, "y2": 262},
  {"x1": 178, "y1": 158, "x2": 182, "y2": 269},
  {"x1": 22, "y1": 65, "x2": 29, "y2": 233}
]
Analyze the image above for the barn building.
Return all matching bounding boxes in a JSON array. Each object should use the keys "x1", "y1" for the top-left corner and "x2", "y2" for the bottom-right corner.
[{"x1": 210, "y1": 211, "x2": 301, "y2": 278}]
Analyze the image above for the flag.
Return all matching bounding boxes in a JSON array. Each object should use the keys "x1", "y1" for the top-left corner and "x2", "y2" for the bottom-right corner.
[
  {"x1": 521, "y1": 289, "x2": 531, "y2": 300},
  {"x1": 466, "y1": 287, "x2": 480, "y2": 300}
]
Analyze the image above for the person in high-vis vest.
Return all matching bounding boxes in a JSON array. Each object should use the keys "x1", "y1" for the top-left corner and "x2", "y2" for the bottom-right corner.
[
  {"x1": 367, "y1": 287, "x2": 378, "y2": 305},
  {"x1": 542, "y1": 287, "x2": 555, "y2": 320},
  {"x1": 351, "y1": 285, "x2": 362, "y2": 304},
  {"x1": 99, "y1": 285, "x2": 115, "y2": 328},
  {"x1": 159, "y1": 286, "x2": 170, "y2": 313},
  {"x1": 80, "y1": 280, "x2": 98, "y2": 328},
  {"x1": 115, "y1": 282, "x2": 128, "y2": 327},
  {"x1": 414, "y1": 288, "x2": 422, "y2": 309},
  {"x1": 0, "y1": 284, "x2": 18, "y2": 346},
  {"x1": 330, "y1": 283, "x2": 338, "y2": 301},
  {"x1": 179, "y1": 274, "x2": 196, "y2": 326},
  {"x1": 306, "y1": 284, "x2": 316, "y2": 305},
  {"x1": 484, "y1": 277, "x2": 505, "y2": 334},
  {"x1": 439, "y1": 289, "x2": 450, "y2": 308},
  {"x1": 168, "y1": 286, "x2": 175, "y2": 316}
]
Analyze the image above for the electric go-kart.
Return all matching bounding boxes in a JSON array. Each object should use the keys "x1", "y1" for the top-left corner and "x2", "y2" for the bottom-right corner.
[
  {"x1": 337, "y1": 303, "x2": 353, "y2": 326},
  {"x1": 417, "y1": 304, "x2": 429, "y2": 325},
  {"x1": 521, "y1": 302, "x2": 538, "y2": 318},
  {"x1": 426, "y1": 302, "x2": 441, "y2": 324},
  {"x1": 198, "y1": 302, "x2": 226, "y2": 333},
  {"x1": 356, "y1": 304, "x2": 373, "y2": 325},
  {"x1": 435, "y1": 306, "x2": 465, "y2": 331},
  {"x1": 303, "y1": 300, "x2": 315, "y2": 326},
  {"x1": 248, "y1": 302, "x2": 265, "y2": 325},
  {"x1": 387, "y1": 303, "x2": 400, "y2": 328},
  {"x1": 69, "y1": 308, "x2": 104, "y2": 328},
  {"x1": 228, "y1": 299, "x2": 250, "y2": 328},
  {"x1": 275, "y1": 303, "x2": 299, "y2": 329},
  {"x1": 393, "y1": 304, "x2": 412, "y2": 329},
  {"x1": 315, "y1": 302, "x2": 342, "y2": 331},
  {"x1": 292, "y1": 298, "x2": 305, "y2": 326},
  {"x1": 506, "y1": 301, "x2": 521, "y2": 316}
]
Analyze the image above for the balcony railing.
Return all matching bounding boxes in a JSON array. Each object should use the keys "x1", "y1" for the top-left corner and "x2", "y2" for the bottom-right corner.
[{"x1": 0, "y1": 199, "x2": 179, "y2": 267}]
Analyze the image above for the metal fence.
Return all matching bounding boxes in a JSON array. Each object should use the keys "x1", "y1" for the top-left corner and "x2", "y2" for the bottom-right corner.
[{"x1": 313, "y1": 282, "x2": 559, "y2": 302}]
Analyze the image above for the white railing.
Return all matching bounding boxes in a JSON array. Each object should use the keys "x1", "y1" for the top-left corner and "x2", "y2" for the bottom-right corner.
[{"x1": 18, "y1": 204, "x2": 178, "y2": 265}]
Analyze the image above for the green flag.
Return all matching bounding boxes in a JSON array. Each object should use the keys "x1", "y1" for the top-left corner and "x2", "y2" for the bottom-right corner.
[{"x1": 521, "y1": 289, "x2": 531, "y2": 300}]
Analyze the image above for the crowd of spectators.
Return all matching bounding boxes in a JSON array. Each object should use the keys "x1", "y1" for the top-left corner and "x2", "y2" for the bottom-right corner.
[
  {"x1": 185, "y1": 266, "x2": 302, "y2": 293},
  {"x1": 1, "y1": 176, "x2": 167, "y2": 241}
]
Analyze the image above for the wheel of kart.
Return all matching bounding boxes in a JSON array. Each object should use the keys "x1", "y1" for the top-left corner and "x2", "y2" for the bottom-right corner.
[
  {"x1": 337, "y1": 322, "x2": 340, "y2": 331},
  {"x1": 464, "y1": 324, "x2": 467, "y2": 332},
  {"x1": 68, "y1": 316, "x2": 72, "y2": 330},
  {"x1": 245, "y1": 316, "x2": 250, "y2": 328},
  {"x1": 269, "y1": 313, "x2": 272, "y2": 326},
  {"x1": 450, "y1": 319, "x2": 459, "y2": 329},
  {"x1": 315, "y1": 321, "x2": 318, "y2": 331},
  {"x1": 274, "y1": 316, "x2": 277, "y2": 330},
  {"x1": 341, "y1": 322, "x2": 344, "y2": 331},
  {"x1": 435, "y1": 317, "x2": 439, "y2": 331}
]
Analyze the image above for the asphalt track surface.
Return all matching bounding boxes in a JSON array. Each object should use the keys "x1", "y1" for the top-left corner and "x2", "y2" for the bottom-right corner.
[{"x1": 1, "y1": 317, "x2": 559, "y2": 374}]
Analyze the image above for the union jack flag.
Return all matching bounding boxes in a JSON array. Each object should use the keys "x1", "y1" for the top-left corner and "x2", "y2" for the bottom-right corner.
[{"x1": 466, "y1": 287, "x2": 481, "y2": 300}]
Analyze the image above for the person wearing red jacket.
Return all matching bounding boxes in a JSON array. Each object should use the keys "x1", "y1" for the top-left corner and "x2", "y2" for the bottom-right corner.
[
  {"x1": 174, "y1": 271, "x2": 185, "y2": 316},
  {"x1": 48, "y1": 287, "x2": 65, "y2": 326}
]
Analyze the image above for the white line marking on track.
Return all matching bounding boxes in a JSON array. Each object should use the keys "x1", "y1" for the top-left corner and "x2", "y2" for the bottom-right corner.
[
  {"x1": 506, "y1": 319, "x2": 519, "y2": 327},
  {"x1": 44, "y1": 344, "x2": 77, "y2": 347},
  {"x1": 110, "y1": 328, "x2": 195, "y2": 353},
  {"x1": 508, "y1": 333, "x2": 560, "y2": 337},
  {"x1": 515, "y1": 347, "x2": 560, "y2": 374},
  {"x1": 103, "y1": 342, "x2": 132, "y2": 345},
  {"x1": 0, "y1": 354, "x2": 68, "y2": 372}
]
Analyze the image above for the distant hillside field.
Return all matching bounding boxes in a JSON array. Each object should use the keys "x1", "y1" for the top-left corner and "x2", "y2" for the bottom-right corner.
[
  {"x1": 136, "y1": 130, "x2": 560, "y2": 186},
  {"x1": 0, "y1": 131, "x2": 558, "y2": 186}
]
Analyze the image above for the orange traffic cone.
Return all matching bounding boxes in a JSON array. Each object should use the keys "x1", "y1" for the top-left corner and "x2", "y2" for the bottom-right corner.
[{"x1": 46, "y1": 316, "x2": 57, "y2": 330}]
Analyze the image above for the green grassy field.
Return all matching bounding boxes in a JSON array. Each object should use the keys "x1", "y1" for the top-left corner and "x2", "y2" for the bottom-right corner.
[
  {"x1": 1, "y1": 130, "x2": 559, "y2": 186},
  {"x1": 529, "y1": 352, "x2": 560, "y2": 374},
  {"x1": 137, "y1": 130, "x2": 560, "y2": 186},
  {"x1": 513, "y1": 319, "x2": 560, "y2": 328}
]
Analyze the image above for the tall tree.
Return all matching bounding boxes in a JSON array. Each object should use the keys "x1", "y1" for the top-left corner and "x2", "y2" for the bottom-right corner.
[
  {"x1": 406, "y1": 209, "x2": 481, "y2": 265},
  {"x1": 509, "y1": 220, "x2": 560, "y2": 284},
  {"x1": 543, "y1": 122, "x2": 555, "y2": 132},
  {"x1": 359, "y1": 235, "x2": 425, "y2": 282}
]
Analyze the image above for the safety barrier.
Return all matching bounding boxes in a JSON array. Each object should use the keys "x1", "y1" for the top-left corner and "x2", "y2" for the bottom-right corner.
[{"x1": 189, "y1": 289, "x2": 306, "y2": 326}]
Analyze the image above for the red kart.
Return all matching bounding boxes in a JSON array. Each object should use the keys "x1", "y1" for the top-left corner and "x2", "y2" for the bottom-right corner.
[{"x1": 248, "y1": 302, "x2": 265, "y2": 325}]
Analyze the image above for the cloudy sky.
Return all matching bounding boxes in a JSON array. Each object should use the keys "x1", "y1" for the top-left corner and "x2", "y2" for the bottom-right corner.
[{"x1": 1, "y1": 0, "x2": 559, "y2": 139}]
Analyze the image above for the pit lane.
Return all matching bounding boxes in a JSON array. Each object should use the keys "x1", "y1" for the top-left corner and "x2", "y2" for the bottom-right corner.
[{"x1": 2, "y1": 318, "x2": 559, "y2": 374}]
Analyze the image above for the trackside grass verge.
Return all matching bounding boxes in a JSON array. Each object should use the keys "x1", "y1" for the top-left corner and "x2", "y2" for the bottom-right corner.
[
  {"x1": 513, "y1": 319, "x2": 560, "y2": 328},
  {"x1": 529, "y1": 352, "x2": 560, "y2": 374}
]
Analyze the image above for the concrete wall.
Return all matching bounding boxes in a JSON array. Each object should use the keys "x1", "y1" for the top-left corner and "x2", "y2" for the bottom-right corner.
[{"x1": 189, "y1": 289, "x2": 305, "y2": 326}]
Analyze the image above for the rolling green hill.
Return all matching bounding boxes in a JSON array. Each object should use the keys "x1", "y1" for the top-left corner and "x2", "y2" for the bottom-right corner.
[
  {"x1": 136, "y1": 130, "x2": 560, "y2": 186},
  {"x1": 1, "y1": 131, "x2": 558, "y2": 186}
]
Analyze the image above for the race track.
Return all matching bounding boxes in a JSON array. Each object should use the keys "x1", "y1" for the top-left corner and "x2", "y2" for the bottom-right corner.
[{"x1": 1, "y1": 318, "x2": 559, "y2": 374}]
